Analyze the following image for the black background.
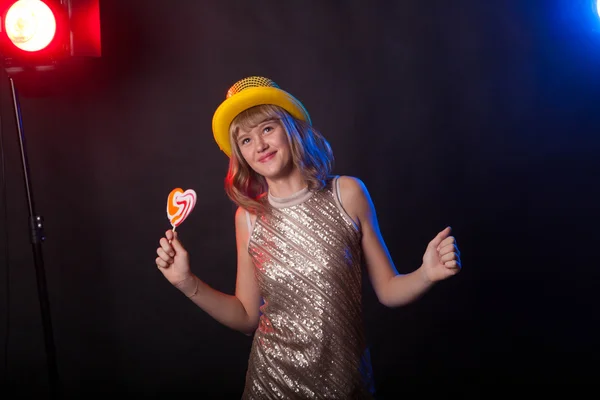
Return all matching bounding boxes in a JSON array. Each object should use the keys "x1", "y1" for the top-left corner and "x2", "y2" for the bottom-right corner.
[{"x1": 1, "y1": 0, "x2": 599, "y2": 398}]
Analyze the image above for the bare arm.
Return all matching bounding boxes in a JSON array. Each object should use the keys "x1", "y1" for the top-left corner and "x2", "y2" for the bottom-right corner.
[
  {"x1": 339, "y1": 176, "x2": 460, "y2": 308},
  {"x1": 156, "y1": 207, "x2": 262, "y2": 335}
]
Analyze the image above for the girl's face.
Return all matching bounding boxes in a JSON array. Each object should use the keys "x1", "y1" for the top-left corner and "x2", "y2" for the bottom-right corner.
[{"x1": 236, "y1": 118, "x2": 294, "y2": 180}]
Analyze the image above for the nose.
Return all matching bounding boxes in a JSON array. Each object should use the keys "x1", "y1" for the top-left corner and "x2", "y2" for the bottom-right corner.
[{"x1": 256, "y1": 136, "x2": 269, "y2": 153}]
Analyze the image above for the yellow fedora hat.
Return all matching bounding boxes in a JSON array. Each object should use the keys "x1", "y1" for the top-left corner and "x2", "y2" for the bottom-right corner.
[{"x1": 212, "y1": 76, "x2": 312, "y2": 157}]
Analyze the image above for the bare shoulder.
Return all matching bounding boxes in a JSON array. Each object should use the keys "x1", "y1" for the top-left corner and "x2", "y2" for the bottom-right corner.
[
  {"x1": 235, "y1": 206, "x2": 246, "y2": 224},
  {"x1": 338, "y1": 175, "x2": 369, "y2": 201},
  {"x1": 234, "y1": 206, "x2": 257, "y2": 231},
  {"x1": 337, "y1": 176, "x2": 373, "y2": 223}
]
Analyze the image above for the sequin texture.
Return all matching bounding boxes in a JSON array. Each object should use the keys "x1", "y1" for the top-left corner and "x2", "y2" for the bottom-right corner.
[{"x1": 243, "y1": 178, "x2": 374, "y2": 399}]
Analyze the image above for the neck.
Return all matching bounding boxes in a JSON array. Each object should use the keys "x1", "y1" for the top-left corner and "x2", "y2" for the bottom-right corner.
[{"x1": 266, "y1": 168, "x2": 307, "y2": 198}]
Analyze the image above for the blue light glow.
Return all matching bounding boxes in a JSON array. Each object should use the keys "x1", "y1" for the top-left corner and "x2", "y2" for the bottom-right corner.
[{"x1": 598, "y1": 0, "x2": 600, "y2": 18}]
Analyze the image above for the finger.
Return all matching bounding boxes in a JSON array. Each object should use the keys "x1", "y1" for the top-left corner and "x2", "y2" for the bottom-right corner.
[
  {"x1": 444, "y1": 260, "x2": 461, "y2": 270},
  {"x1": 166, "y1": 230, "x2": 174, "y2": 241},
  {"x1": 156, "y1": 257, "x2": 170, "y2": 269},
  {"x1": 159, "y1": 238, "x2": 175, "y2": 257},
  {"x1": 438, "y1": 236, "x2": 456, "y2": 251},
  {"x1": 436, "y1": 234, "x2": 454, "y2": 251},
  {"x1": 439, "y1": 243, "x2": 460, "y2": 257},
  {"x1": 440, "y1": 251, "x2": 459, "y2": 263},
  {"x1": 170, "y1": 235, "x2": 187, "y2": 254},
  {"x1": 431, "y1": 226, "x2": 451, "y2": 249},
  {"x1": 156, "y1": 247, "x2": 174, "y2": 263}
]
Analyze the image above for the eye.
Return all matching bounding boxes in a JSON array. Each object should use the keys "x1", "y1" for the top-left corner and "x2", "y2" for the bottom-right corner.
[
  {"x1": 240, "y1": 137, "x2": 250, "y2": 145},
  {"x1": 263, "y1": 126, "x2": 273, "y2": 134}
]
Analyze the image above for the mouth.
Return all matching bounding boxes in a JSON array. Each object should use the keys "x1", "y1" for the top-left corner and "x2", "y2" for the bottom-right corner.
[{"x1": 258, "y1": 151, "x2": 277, "y2": 163}]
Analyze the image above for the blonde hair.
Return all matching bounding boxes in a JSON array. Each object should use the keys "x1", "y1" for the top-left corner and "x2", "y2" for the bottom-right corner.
[{"x1": 224, "y1": 105, "x2": 334, "y2": 214}]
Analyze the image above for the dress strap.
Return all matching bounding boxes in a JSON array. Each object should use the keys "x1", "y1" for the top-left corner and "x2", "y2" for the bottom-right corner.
[
  {"x1": 245, "y1": 210, "x2": 252, "y2": 232},
  {"x1": 334, "y1": 175, "x2": 342, "y2": 205},
  {"x1": 331, "y1": 175, "x2": 360, "y2": 231}
]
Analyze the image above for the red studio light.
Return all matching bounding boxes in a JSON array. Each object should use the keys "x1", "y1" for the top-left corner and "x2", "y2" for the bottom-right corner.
[{"x1": 0, "y1": 0, "x2": 100, "y2": 69}]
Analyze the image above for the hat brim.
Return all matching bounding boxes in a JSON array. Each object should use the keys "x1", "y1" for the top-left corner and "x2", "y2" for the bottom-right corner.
[{"x1": 212, "y1": 86, "x2": 311, "y2": 157}]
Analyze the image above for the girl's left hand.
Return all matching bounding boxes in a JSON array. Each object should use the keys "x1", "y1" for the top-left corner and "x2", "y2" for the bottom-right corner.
[{"x1": 422, "y1": 226, "x2": 462, "y2": 282}]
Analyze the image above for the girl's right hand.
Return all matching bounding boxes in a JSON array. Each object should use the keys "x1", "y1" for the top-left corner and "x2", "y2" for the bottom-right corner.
[{"x1": 156, "y1": 230, "x2": 192, "y2": 285}]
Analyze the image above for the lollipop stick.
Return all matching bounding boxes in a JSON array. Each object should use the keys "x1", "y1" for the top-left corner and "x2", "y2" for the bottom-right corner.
[{"x1": 168, "y1": 225, "x2": 176, "y2": 244}]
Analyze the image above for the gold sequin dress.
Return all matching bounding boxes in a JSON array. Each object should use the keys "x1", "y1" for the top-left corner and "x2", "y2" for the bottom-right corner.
[{"x1": 243, "y1": 177, "x2": 374, "y2": 399}]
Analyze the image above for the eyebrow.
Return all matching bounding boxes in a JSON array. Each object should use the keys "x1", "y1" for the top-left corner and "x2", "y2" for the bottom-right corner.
[{"x1": 236, "y1": 118, "x2": 278, "y2": 139}]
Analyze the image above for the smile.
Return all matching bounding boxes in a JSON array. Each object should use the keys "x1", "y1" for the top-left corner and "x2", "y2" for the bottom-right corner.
[{"x1": 258, "y1": 151, "x2": 277, "y2": 163}]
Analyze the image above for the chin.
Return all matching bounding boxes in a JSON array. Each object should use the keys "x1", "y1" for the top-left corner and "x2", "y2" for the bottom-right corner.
[
  {"x1": 268, "y1": 168, "x2": 298, "y2": 182},
  {"x1": 255, "y1": 158, "x2": 293, "y2": 178},
  {"x1": 259, "y1": 169, "x2": 284, "y2": 180}
]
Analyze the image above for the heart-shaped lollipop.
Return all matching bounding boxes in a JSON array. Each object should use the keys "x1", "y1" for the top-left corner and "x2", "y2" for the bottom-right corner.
[{"x1": 167, "y1": 188, "x2": 197, "y2": 231}]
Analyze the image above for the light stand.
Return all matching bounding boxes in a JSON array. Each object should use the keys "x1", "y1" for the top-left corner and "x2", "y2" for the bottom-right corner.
[
  {"x1": 8, "y1": 75, "x2": 60, "y2": 399},
  {"x1": 0, "y1": 2, "x2": 100, "y2": 397}
]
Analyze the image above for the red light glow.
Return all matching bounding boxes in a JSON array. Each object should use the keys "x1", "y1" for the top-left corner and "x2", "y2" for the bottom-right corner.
[{"x1": 5, "y1": 0, "x2": 56, "y2": 52}]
